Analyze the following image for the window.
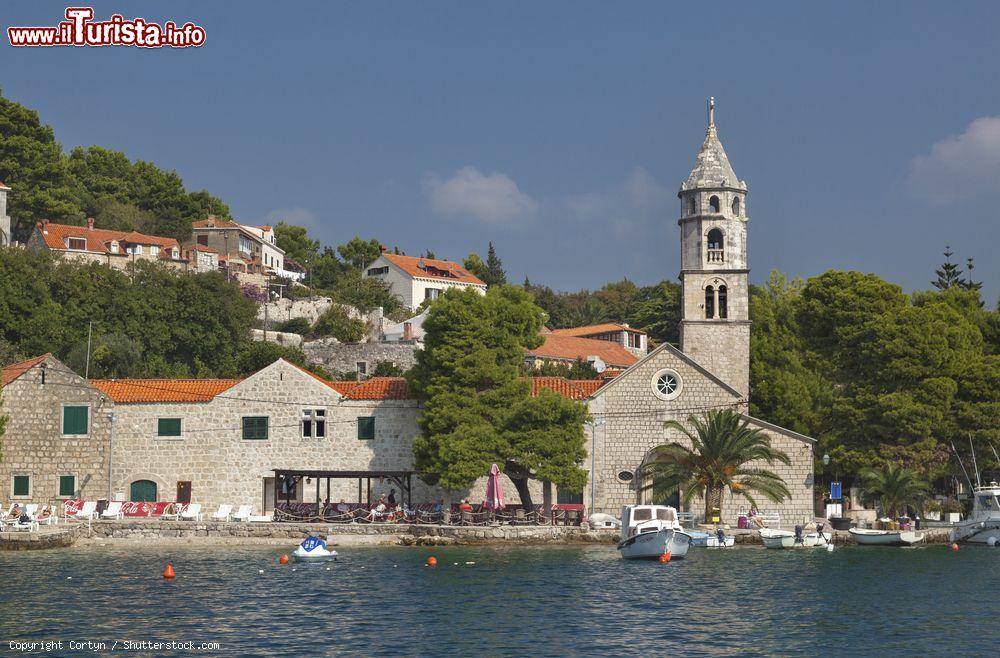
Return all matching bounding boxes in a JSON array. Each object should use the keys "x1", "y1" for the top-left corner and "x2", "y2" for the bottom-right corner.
[
  {"x1": 633, "y1": 508, "x2": 652, "y2": 521},
  {"x1": 66, "y1": 237, "x2": 87, "y2": 251},
  {"x1": 651, "y1": 368, "x2": 683, "y2": 401},
  {"x1": 197, "y1": 235, "x2": 208, "y2": 246},
  {"x1": 709, "y1": 195, "x2": 720, "y2": 213},
  {"x1": 424, "y1": 288, "x2": 442, "y2": 301},
  {"x1": 687, "y1": 197, "x2": 696, "y2": 215},
  {"x1": 110, "y1": 241, "x2": 119, "y2": 253},
  {"x1": 356, "y1": 361, "x2": 368, "y2": 377},
  {"x1": 62, "y1": 406, "x2": 89, "y2": 435},
  {"x1": 705, "y1": 285, "x2": 715, "y2": 319},
  {"x1": 149, "y1": 245, "x2": 160, "y2": 256},
  {"x1": 357, "y1": 416, "x2": 375, "y2": 440},
  {"x1": 718, "y1": 285, "x2": 728, "y2": 319},
  {"x1": 12, "y1": 475, "x2": 30, "y2": 497},
  {"x1": 242, "y1": 416, "x2": 269, "y2": 440},
  {"x1": 732, "y1": 196, "x2": 741, "y2": 216},
  {"x1": 367, "y1": 266, "x2": 389, "y2": 276},
  {"x1": 627, "y1": 332, "x2": 642, "y2": 349},
  {"x1": 59, "y1": 475, "x2": 76, "y2": 497},
  {"x1": 302, "y1": 409, "x2": 327, "y2": 438},
  {"x1": 707, "y1": 228, "x2": 724, "y2": 263},
  {"x1": 130, "y1": 480, "x2": 157, "y2": 502},
  {"x1": 158, "y1": 418, "x2": 182, "y2": 437},
  {"x1": 617, "y1": 470, "x2": 635, "y2": 483}
]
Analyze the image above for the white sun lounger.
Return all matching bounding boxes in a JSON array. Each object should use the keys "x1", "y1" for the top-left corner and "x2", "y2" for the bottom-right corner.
[
  {"x1": 180, "y1": 503, "x2": 203, "y2": 521},
  {"x1": 101, "y1": 501, "x2": 124, "y2": 520},
  {"x1": 211, "y1": 504, "x2": 233, "y2": 522},
  {"x1": 72, "y1": 501, "x2": 98, "y2": 521},
  {"x1": 232, "y1": 505, "x2": 252, "y2": 522},
  {"x1": 30, "y1": 505, "x2": 58, "y2": 525}
]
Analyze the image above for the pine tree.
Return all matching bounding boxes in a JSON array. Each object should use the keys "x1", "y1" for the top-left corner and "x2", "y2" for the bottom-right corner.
[
  {"x1": 932, "y1": 246, "x2": 966, "y2": 290},
  {"x1": 962, "y1": 257, "x2": 983, "y2": 292},
  {"x1": 485, "y1": 242, "x2": 507, "y2": 286}
]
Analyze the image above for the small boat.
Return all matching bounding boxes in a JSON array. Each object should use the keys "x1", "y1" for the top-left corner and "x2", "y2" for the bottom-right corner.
[
  {"x1": 949, "y1": 482, "x2": 1000, "y2": 546},
  {"x1": 849, "y1": 527, "x2": 923, "y2": 546},
  {"x1": 292, "y1": 535, "x2": 338, "y2": 561},
  {"x1": 760, "y1": 525, "x2": 831, "y2": 549},
  {"x1": 588, "y1": 512, "x2": 621, "y2": 529},
  {"x1": 689, "y1": 528, "x2": 735, "y2": 548},
  {"x1": 617, "y1": 505, "x2": 691, "y2": 560}
]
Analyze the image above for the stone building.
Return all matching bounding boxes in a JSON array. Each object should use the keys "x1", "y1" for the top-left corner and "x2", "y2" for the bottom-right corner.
[
  {"x1": 582, "y1": 99, "x2": 815, "y2": 524},
  {"x1": 26, "y1": 219, "x2": 187, "y2": 271},
  {"x1": 550, "y1": 323, "x2": 648, "y2": 358},
  {"x1": 190, "y1": 217, "x2": 293, "y2": 279},
  {"x1": 0, "y1": 180, "x2": 10, "y2": 247},
  {"x1": 0, "y1": 354, "x2": 112, "y2": 505}
]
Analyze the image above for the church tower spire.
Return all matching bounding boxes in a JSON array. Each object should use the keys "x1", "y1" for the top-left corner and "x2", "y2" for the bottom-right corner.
[{"x1": 677, "y1": 99, "x2": 750, "y2": 398}]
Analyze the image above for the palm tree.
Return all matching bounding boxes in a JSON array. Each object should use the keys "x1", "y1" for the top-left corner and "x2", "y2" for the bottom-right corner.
[
  {"x1": 640, "y1": 409, "x2": 791, "y2": 520},
  {"x1": 859, "y1": 465, "x2": 929, "y2": 518}
]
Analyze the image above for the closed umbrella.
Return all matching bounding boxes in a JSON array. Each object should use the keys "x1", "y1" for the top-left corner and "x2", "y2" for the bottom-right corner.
[{"x1": 484, "y1": 463, "x2": 506, "y2": 510}]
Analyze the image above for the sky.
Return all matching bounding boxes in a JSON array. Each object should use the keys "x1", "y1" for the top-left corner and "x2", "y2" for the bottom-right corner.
[{"x1": 3, "y1": 1, "x2": 999, "y2": 302}]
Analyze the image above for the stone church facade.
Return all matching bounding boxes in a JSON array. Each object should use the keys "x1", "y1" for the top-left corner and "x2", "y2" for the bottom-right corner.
[{"x1": 584, "y1": 99, "x2": 816, "y2": 524}]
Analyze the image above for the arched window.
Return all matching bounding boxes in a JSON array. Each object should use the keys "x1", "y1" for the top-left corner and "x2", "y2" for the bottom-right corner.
[
  {"x1": 731, "y1": 196, "x2": 740, "y2": 216},
  {"x1": 718, "y1": 285, "x2": 728, "y2": 318},
  {"x1": 687, "y1": 197, "x2": 696, "y2": 216},
  {"x1": 130, "y1": 480, "x2": 157, "y2": 502},
  {"x1": 705, "y1": 285, "x2": 715, "y2": 319},
  {"x1": 707, "y1": 228, "x2": 724, "y2": 263},
  {"x1": 709, "y1": 195, "x2": 720, "y2": 213}
]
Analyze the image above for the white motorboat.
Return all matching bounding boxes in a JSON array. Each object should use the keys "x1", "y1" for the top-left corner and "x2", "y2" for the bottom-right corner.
[
  {"x1": 760, "y1": 525, "x2": 831, "y2": 549},
  {"x1": 689, "y1": 529, "x2": 735, "y2": 548},
  {"x1": 292, "y1": 535, "x2": 338, "y2": 561},
  {"x1": 949, "y1": 482, "x2": 1000, "y2": 546},
  {"x1": 849, "y1": 527, "x2": 923, "y2": 546},
  {"x1": 617, "y1": 505, "x2": 691, "y2": 560},
  {"x1": 588, "y1": 512, "x2": 621, "y2": 529}
]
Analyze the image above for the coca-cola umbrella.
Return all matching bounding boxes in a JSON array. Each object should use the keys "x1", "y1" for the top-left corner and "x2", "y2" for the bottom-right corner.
[{"x1": 483, "y1": 463, "x2": 506, "y2": 510}]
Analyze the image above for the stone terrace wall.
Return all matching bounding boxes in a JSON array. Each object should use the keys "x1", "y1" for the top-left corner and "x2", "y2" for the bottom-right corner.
[{"x1": 302, "y1": 340, "x2": 420, "y2": 376}]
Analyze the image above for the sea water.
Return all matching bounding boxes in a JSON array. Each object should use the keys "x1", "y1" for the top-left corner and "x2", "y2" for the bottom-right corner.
[{"x1": 0, "y1": 544, "x2": 997, "y2": 656}]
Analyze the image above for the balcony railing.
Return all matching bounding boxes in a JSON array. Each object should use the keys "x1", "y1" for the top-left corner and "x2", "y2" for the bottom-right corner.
[{"x1": 707, "y1": 249, "x2": 724, "y2": 263}]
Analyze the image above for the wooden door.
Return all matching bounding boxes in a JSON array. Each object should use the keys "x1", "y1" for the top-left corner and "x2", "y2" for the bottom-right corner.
[{"x1": 176, "y1": 481, "x2": 192, "y2": 504}]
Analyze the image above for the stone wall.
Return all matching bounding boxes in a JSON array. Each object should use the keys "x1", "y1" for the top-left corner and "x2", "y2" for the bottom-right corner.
[
  {"x1": 0, "y1": 356, "x2": 112, "y2": 506},
  {"x1": 258, "y1": 297, "x2": 388, "y2": 342},
  {"x1": 251, "y1": 329, "x2": 303, "y2": 348},
  {"x1": 301, "y1": 340, "x2": 420, "y2": 376}
]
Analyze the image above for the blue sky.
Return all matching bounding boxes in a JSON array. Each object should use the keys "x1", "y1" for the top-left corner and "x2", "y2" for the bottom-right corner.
[{"x1": 3, "y1": 1, "x2": 999, "y2": 302}]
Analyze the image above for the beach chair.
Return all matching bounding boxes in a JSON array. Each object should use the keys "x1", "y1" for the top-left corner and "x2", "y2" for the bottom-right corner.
[
  {"x1": 233, "y1": 505, "x2": 252, "y2": 522},
  {"x1": 101, "y1": 501, "x2": 124, "y2": 520},
  {"x1": 211, "y1": 504, "x2": 232, "y2": 522},
  {"x1": 180, "y1": 503, "x2": 203, "y2": 521},
  {"x1": 31, "y1": 505, "x2": 58, "y2": 525},
  {"x1": 160, "y1": 503, "x2": 184, "y2": 520},
  {"x1": 73, "y1": 501, "x2": 98, "y2": 521},
  {"x1": 24, "y1": 504, "x2": 38, "y2": 518}
]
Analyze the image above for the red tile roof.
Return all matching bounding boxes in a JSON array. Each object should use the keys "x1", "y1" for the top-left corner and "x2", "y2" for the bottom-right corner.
[
  {"x1": 90, "y1": 379, "x2": 242, "y2": 403},
  {"x1": 381, "y1": 253, "x2": 486, "y2": 286},
  {"x1": 338, "y1": 377, "x2": 412, "y2": 400},
  {"x1": 192, "y1": 217, "x2": 242, "y2": 230},
  {"x1": 35, "y1": 222, "x2": 180, "y2": 255},
  {"x1": 527, "y1": 334, "x2": 639, "y2": 368},
  {"x1": 186, "y1": 245, "x2": 219, "y2": 254},
  {"x1": 530, "y1": 377, "x2": 605, "y2": 400},
  {"x1": 0, "y1": 181, "x2": 10, "y2": 190},
  {"x1": 551, "y1": 323, "x2": 645, "y2": 337},
  {"x1": 1, "y1": 354, "x2": 50, "y2": 387}
]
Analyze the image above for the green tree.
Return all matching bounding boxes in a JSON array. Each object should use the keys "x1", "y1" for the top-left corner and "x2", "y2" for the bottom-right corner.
[
  {"x1": 627, "y1": 281, "x2": 681, "y2": 345},
  {"x1": 311, "y1": 306, "x2": 366, "y2": 342},
  {"x1": 641, "y1": 409, "x2": 791, "y2": 520},
  {"x1": 65, "y1": 331, "x2": 143, "y2": 379},
  {"x1": 485, "y1": 242, "x2": 507, "y2": 286},
  {"x1": 932, "y1": 246, "x2": 967, "y2": 291},
  {"x1": 409, "y1": 285, "x2": 585, "y2": 507},
  {"x1": 0, "y1": 91, "x2": 82, "y2": 235},
  {"x1": 529, "y1": 358, "x2": 600, "y2": 379},
  {"x1": 372, "y1": 361, "x2": 404, "y2": 377},
  {"x1": 275, "y1": 317, "x2": 312, "y2": 335},
  {"x1": 332, "y1": 269, "x2": 406, "y2": 318},
  {"x1": 463, "y1": 252, "x2": 489, "y2": 283},
  {"x1": 275, "y1": 222, "x2": 320, "y2": 266},
  {"x1": 858, "y1": 464, "x2": 929, "y2": 518},
  {"x1": 235, "y1": 340, "x2": 328, "y2": 378},
  {"x1": 337, "y1": 236, "x2": 382, "y2": 270}
]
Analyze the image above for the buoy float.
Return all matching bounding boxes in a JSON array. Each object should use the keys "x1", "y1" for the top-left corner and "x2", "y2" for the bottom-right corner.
[
  {"x1": 659, "y1": 552, "x2": 671, "y2": 563},
  {"x1": 163, "y1": 563, "x2": 176, "y2": 579},
  {"x1": 279, "y1": 554, "x2": 289, "y2": 565},
  {"x1": 951, "y1": 543, "x2": 959, "y2": 551},
  {"x1": 258, "y1": 570, "x2": 264, "y2": 574},
  {"x1": 426, "y1": 556, "x2": 437, "y2": 567}
]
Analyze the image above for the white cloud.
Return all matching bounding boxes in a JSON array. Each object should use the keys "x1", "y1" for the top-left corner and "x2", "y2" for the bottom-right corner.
[
  {"x1": 264, "y1": 206, "x2": 318, "y2": 228},
  {"x1": 423, "y1": 166, "x2": 537, "y2": 225},
  {"x1": 906, "y1": 116, "x2": 1000, "y2": 201}
]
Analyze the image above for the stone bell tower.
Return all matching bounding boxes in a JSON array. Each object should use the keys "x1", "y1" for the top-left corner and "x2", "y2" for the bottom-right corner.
[{"x1": 677, "y1": 98, "x2": 750, "y2": 399}]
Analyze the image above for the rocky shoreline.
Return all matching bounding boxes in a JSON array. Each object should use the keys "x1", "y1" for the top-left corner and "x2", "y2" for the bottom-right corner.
[{"x1": 0, "y1": 520, "x2": 957, "y2": 551}]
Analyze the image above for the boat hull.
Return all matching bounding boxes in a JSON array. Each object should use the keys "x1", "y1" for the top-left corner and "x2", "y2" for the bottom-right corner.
[
  {"x1": 849, "y1": 528, "x2": 923, "y2": 546},
  {"x1": 292, "y1": 547, "x2": 338, "y2": 561},
  {"x1": 949, "y1": 522, "x2": 1000, "y2": 545},
  {"x1": 760, "y1": 529, "x2": 830, "y2": 549},
  {"x1": 618, "y1": 529, "x2": 691, "y2": 560}
]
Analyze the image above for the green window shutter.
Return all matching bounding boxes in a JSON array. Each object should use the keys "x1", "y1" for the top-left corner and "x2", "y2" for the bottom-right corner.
[
  {"x1": 13, "y1": 475, "x2": 29, "y2": 497},
  {"x1": 59, "y1": 475, "x2": 76, "y2": 497},
  {"x1": 62, "y1": 406, "x2": 89, "y2": 435},
  {"x1": 158, "y1": 418, "x2": 182, "y2": 437},
  {"x1": 357, "y1": 416, "x2": 375, "y2": 440},
  {"x1": 242, "y1": 416, "x2": 269, "y2": 440}
]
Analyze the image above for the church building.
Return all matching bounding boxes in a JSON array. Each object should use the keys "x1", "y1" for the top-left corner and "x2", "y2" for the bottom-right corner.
[{"x1": 584, "y1": 99, "x2": 816, "y2": 524}]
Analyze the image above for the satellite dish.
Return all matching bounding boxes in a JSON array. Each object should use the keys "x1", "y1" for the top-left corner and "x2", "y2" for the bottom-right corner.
[{"x1": 588, "y1": 356, "x2": 607, "y2": 373}]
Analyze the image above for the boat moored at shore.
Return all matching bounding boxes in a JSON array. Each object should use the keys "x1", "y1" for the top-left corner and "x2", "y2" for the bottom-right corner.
[
  {"x1": 849, "y1": 528, "x2": 924, "y2": 546},
  {"x1": 949, "y1": 483, "x2": 1000, "y2": 546},
  {"x1": 760, "y1": 526, "x2": 831, "y2": 549},
  {"x1": 617, "y1": 505, "x2": 691, "y2": 560}
]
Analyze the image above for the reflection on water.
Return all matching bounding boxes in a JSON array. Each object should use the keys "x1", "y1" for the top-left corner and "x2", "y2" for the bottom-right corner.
[{"x1": 0, "y1": 543, "x2": 997, "y2": 657}]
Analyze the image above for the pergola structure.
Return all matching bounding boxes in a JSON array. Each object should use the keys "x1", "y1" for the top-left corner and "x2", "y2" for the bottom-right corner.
[{"x1": 272, "y1": 469, "x2": 421, "y2": 508}]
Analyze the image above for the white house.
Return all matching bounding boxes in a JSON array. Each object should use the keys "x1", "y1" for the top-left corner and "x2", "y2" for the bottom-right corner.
[
  {"x1": 363, "y1": 252, "x2": 487, "y2": 309},
  {"x1": 0, "y1": 181, "x2": 10, "y2": 247}
]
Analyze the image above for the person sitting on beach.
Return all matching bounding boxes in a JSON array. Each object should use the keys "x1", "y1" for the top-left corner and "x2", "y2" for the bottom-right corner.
[
  {"x1": 459, "y1": 499, "x2": 473, "y2": 512},
  {"x1": 36, "y1": 506, "x2": 52, "y2": 520},
  {"x1": 368, "y1": 495, "x2": 387, "y2": 521},
  {"x1": 8, "y1": 504, "x2": 22, "y2": 520},
  {"x1": 749, "y1": 506, "x2": 766, "y2": 528},
  {"x1": 335, "y1": 499, "x2": 351, "y2": 515}
]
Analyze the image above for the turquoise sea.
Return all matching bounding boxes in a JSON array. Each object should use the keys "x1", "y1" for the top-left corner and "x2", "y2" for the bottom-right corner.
[{"x1": 0, "y1": 543, "x2": 997, "y2": 657}]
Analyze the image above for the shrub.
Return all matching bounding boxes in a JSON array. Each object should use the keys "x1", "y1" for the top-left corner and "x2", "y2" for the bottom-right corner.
[
  {"x1": 311, "y1": 306, "x2": 365, "y2": 342},
  {"x1": 275, "y1": 317, "x2": 311, "y2": 335},
  {"x1": 372, "y1": 361, "x2": 404, "y2": 377}
]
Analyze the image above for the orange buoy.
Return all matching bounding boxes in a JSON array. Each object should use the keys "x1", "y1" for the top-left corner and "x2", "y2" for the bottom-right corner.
[
  {"x1": 279, "y1": 554, "x2": 289, "y2": 565},
  {"x1": 426, "y1": 556, "x2": 437, "y2": 567},
  {"x1": 162, "y1": 562, "x2": 176, "y2": 579},
  {"x1": 659, "y1": 552, "x2": 671, "y2": 563},
  {"x1": 951, "y1": 543, "x2": 959, "y2": 551}
]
